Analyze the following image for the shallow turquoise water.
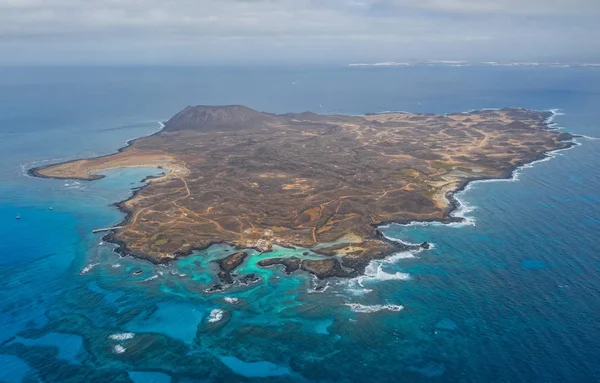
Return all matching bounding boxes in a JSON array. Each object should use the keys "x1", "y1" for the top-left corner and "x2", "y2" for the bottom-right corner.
[{"x1": 0, "y1": 66, "x2": 599, "y2": 382}]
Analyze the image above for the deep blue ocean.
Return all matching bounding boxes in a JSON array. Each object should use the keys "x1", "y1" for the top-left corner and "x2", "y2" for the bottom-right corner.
[{"x1": 0, "y1": 66, "x2": 599, "y2": 382}]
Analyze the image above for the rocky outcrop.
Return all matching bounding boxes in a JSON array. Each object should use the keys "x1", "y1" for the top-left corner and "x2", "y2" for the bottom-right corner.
[
  {"x1": 215, "y1": 251, "x2": 248, "y2": 284},
  {"x1": 258, "y1": 256, "x2": 362, "y2": 279},
  {"x1": 258, "y1": 257, "x2": 301, "y2": 274}
]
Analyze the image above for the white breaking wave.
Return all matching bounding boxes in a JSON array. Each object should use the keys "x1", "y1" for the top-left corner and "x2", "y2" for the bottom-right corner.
[
  {"x1": 307, "y1": 277, "x2": 333, "y2": 294},
  {"x1": 387, "y1": 250, "x2": 418, "y2": 261},
  {"x1": 111, "y1": 263, "x2": 121, "y2": 268},
  {"x1": 345, "y1": 303, "x2": 404, "y2": 313},
  {"x1": 80, "y1": 263, "x2": 99, "y2": 275},
  {"x1": 547, "y1": 109, "x2": 564, "y2": 122},
  {"x1": 124, "y1": 121, "x2": 165, "y2": 146},
  {"x1": 208, "y1": 309, "x2": 225, "y2": 323},
  {"x1": 378, "y1": 231, "x2": 437, "y2": 250},
  {"x1": 109, "y1": 333, "x2": 135, "y2": 341},
  {"x1": 349, "y1": 261, "x2": 411, "y2": 291},
  {"x1": 143, "y1": 274, "x2": 158, "y2": 282},
  {"x1": 21, "y1": 157, "x2": 69, "y2": 178},
  {"x1": 342, "y1": 243, "x2": 416, "y2": 294},
  {"x1": 224, "y1": 297, "x2": 239, "y2": 304},
  {"x1": 577, "y1": 134, "x2": 600, "y2": 140},
  {"x1": 342, "y1": 281, "x2": 373, "y2": 295},
  {"x1": 20, "y1": 164, "x2": 29, "y2": 178},
  {"x1": 113, "y1": 345, "x2": 126, "y2": 354},
  {"x1": 381, "y1": 109, "x2": 579, "y2": 233},
  {"x1": 363, "y1": 262, "x2": 411, "y2": 283},
  {"x1": 347, "y1": 108, "x2": 581, "y2": 296}
]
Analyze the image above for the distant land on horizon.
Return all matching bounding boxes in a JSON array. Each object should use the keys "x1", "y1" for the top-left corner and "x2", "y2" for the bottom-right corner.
[
  {"x1": 31, "y1": 105, "x2": 574, "y2": 282},
  {"x1": 348, "y1": 60, "x2": 600, "y2": 68}
]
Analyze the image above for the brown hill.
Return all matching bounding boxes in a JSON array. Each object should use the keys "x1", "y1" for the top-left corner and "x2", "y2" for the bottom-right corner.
[{"x1": 164, "y1": 105, "x2": 279, "y2": 132}]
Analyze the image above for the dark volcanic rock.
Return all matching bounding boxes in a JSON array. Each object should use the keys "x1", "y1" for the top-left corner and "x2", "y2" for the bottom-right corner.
[
  {"x1": 239, "y1": 273, "x2": 261, "y2": 285},
  {"x1": 301, "y1": 258, "x2": 347, "y2": 279},
  {"x1": 164, "y1": 105, "x2": 278, "y2": 132},
  {"x1": 339, "y1": 257, "x2": 370, "y2": 274},
  {"x1": 258, "y1": 256, "x2": 301, "y2": 274},
  {"x1": 217, "y1": 271, "x2": 234, "y2": 284},
  {"x1": 131, "y1": 268, "x2": 143, "y2": 276},
  {"x1": 259, "y1": 256, "x2": 358, "y2": 279},
  {"x1": 301, "y1": 259, "x2": 355, "y2": 279},
  {"x1": 215, "y1": 251, "x2": 247, "y2": 284},
  {"x1": 206, "y1": 284, "x2": 225, "y2": 292},
  {"x1": 557, "y1": 132, "x2": 575, "y2": 142},
  {"x1": 217, "y1": 251, "x2": 248, "y2": 272},
  {"x1": 420, "y1": 242, "x2": 431, "y2": 249}
]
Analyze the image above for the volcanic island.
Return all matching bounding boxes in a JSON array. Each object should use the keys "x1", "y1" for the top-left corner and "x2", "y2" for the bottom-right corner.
[{"x1": 31, "y1": 106, "x2": 573, "y2": 280}]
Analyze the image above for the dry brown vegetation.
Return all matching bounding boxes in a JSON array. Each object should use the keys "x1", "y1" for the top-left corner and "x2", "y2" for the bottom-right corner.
[{"x1": 33, "y1": 105, "x2": 572, "y2": 277}]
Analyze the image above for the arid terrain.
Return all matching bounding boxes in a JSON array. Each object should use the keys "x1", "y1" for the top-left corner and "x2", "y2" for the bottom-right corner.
[{"x1": 32, "y1": 105, "x2": 573, "y2": 279}]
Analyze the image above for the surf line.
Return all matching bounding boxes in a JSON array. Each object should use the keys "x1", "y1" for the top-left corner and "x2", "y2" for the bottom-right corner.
[
  {"x1": 380, "y1": 109, "x2": 582, "y2": 237},
  {"x1": 342, "y1": 109, "x2": 582, "y2": 290}
]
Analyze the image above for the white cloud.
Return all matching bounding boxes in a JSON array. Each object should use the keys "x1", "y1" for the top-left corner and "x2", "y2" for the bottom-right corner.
[
  {"x1": 376, "y1": 0, "x2": 600, "y2": 15},
  {"x1": 0, "y1": 0, "x2": 598, "y2": 64}
]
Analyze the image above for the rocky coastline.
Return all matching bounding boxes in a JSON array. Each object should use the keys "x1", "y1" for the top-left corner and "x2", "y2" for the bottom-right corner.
[{"x1": 29, "y1": 106, "x2": 577, "y2": 281}]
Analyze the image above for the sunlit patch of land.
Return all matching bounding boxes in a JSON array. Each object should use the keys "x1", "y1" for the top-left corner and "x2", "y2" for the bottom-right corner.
[{"x1": 32, "y1": 105, "x2": 573, "y2": 278}]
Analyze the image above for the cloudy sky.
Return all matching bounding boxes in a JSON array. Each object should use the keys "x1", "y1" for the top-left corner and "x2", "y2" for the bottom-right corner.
[{"x1": 1, "y1": 0, "x2": 599, "y2": 65}]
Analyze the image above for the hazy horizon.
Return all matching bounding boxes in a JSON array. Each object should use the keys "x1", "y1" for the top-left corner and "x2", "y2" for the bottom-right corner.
[{"x1": 2, "y1": 0, "x2": 599, "y2": 65}]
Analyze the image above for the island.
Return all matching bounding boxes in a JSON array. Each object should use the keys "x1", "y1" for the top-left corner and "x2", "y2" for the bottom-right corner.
[{"x1": 30, "y1": 105, "x2": 574, "y2": 279}]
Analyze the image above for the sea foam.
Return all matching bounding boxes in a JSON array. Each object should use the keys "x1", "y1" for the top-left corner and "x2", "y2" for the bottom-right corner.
[
  {"x1": 108, "y1": 333, "x2": 135, "y2": 341},
  {"x1": 143, "y1": 274, "x2": 158, "y2": 282},
  {"x1": 80, "y1": 263, "x2": 99, "y2": 275},
  {"x1": 208, "y1": 309, "x2": 225, "y2": 323},
  {"x1": 113, "y1": 345, "x2": 126, "y2": 354},
  {"x1": 124, "y1": 121, "x2": 165, "y2": 146},
  {"x1": 381, "y1": 109, "x2": 578, "y2": 233},
  {"x1": 346, "y1": 260, "x2": 411, "y2": 293},
  {"x1": 347, "y1": 108, "x2": 579, "y2": 295},
  {"x1": 345, "y1": 303, "x2": 404, "y2": 313}
]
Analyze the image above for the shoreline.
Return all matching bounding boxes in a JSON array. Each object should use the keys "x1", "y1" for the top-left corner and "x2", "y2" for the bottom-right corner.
[
  {"x1": 377, "y1": 109, "x2": 580, "y2": 233},
  {"x1": 27, "y1": 108, "x2": 580, "y2": 277},
  {"x1": 350, "y1": 110, "x2": 582, "y2": 287},
  {"x1": 27, "y1": 122, "x2": 167, "y2": 181}
]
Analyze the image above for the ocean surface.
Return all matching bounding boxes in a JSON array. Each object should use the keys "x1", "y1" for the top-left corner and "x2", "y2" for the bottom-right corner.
[{"x1": 0, "y1": 66, "x2": 599, "y2": 382}]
